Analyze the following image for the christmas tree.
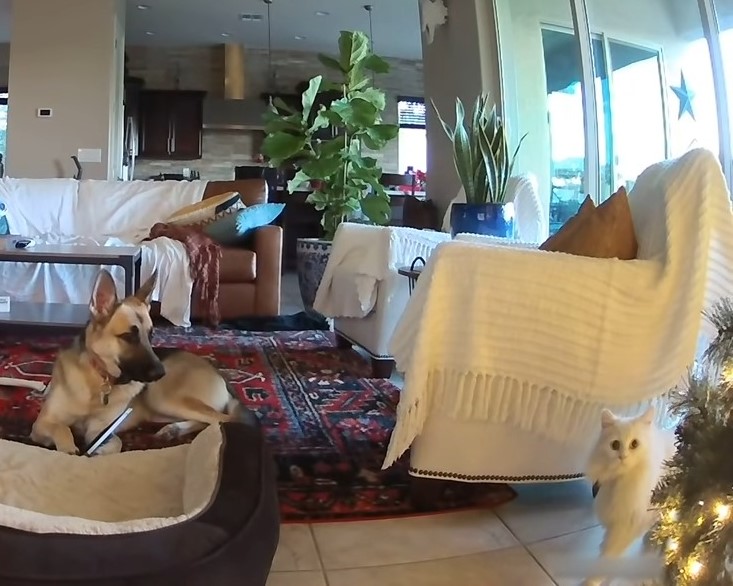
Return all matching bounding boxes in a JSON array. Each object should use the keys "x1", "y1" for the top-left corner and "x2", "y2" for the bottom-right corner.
[{"x1": 651, "y1": 299, "x2": 733, "y2": 585}]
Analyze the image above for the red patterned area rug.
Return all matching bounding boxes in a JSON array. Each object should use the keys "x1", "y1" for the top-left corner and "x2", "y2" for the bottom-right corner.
[{"x1": 0, "y1": 328, "x2": 516, "y2": 522}]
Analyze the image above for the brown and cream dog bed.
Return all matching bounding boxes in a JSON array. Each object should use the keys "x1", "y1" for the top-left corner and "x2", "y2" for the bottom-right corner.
[{"x1": 0, "y1": 419, "x2": 279, "y2": 585}]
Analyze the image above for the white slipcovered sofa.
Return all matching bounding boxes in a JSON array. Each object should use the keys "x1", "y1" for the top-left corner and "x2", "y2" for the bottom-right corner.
[
  {"x1": 0, "y1": 178, "x2": 207, "y2": 326},
  {"x1": 383, "y1": 148, "x2": 733, "y2": 483}
]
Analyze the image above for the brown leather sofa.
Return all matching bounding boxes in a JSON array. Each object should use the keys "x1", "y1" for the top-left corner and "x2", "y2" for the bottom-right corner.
[{"x1": 192, "y1": 179, "x2": 282, "y2": 321}]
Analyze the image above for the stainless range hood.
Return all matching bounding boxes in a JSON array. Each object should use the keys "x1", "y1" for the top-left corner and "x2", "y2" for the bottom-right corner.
[{"x1": 202, "y1": 44, "x2": 269, "y2": 131}]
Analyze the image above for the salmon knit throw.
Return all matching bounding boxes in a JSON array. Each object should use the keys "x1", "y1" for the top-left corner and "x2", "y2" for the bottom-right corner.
[{"x1": 148, "y1": 223, "x2": 221, "y2": 326}]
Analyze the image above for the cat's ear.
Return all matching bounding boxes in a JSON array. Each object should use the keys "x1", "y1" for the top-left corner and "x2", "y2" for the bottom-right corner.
[
  {"x1": 601, "y1": 409, "x2": 617, "y2": 429},
  {"x1": 640, "y1": 406, "x2": 655, "y2": 425}
]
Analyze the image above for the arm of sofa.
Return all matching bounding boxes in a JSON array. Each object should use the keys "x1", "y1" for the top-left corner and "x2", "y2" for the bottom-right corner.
[{"x1": 253, "y1": 225, "x2": 283, "y2": 316}]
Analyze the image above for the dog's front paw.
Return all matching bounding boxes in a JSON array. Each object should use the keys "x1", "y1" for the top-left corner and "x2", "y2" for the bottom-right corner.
[
  {"x1": 155, "y1": 423, "x2": 182, "y2": 441},
  {"x1": 58, "y1": 442, "x2": 80, "y2": 456},
  {"x1": 92, "y1": 436, "x2": 122, "y2": 456}
]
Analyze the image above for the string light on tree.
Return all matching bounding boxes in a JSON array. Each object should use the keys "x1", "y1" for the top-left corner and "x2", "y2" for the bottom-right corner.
[
  {"x1": 688, "y1": 559, "x2": 704, "y2": 579},
  {"x1": 649, "y1": 298, "x2": 733, "y2": 585},
  {"x1": 714, "y1": 502, "x2": 731, "y2": 523}
]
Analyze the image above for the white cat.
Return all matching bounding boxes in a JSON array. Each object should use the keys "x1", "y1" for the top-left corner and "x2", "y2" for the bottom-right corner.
[{"x1": 583, "y1": 407, "x2": 670, "y2": 586}]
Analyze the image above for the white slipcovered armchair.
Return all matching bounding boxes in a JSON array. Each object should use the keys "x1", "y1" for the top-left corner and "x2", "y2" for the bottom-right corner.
[
  {"x1": 313, "y1": 225, "x2": 451, "y2": 377},
  {"x1": 383, "y1": 149, "x2": 733, "y2": 483},
  {"x1": 313, "y1": 174, "x2": 547, "y2": 377}
]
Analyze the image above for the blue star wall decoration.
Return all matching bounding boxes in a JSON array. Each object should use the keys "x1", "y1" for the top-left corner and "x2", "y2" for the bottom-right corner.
[{"x1": 671, "y1": 72, "x2": 695, "y2": 121}]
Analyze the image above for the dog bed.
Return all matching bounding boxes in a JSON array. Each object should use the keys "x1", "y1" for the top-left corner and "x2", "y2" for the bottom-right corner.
[{"x1": 0, "y1": 417, "x2": 280, "y2": 585}]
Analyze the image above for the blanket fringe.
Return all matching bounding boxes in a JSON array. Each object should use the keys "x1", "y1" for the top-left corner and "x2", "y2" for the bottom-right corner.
[{"x1": 382, "y1": 369, "x2": 676, "y2": 469}]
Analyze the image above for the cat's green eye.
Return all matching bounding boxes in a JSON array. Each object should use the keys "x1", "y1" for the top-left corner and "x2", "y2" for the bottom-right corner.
[
  {"x1": 630, "y1": 439, "x2": 639, "y2": 449},
  {"x1": 611, "y1": 440, "x2": 621, "y2": 451}
]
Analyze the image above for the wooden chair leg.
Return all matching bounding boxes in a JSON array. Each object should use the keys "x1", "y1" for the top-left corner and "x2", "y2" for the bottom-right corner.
[
  {"x1": 370, "y1": 358, "x2": 395, "y2": 378},
  {"x1": 410, "y1": 476, "x2": 447, "y2": 511},
  {"x1": 410, "y1": 476, "x2": 481, "y2": 511}
]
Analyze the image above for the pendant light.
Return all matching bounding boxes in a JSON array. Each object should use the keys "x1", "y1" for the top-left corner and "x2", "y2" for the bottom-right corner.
[
  {"x1": 264, "y1": 0, "x2": 275, "y2": 96},
  {"x1": 364, "y1": 4, "x2": 374, "y2": 52},
  {"x1": 364, "y1": 5, "x2": 375, "y2": 81}
]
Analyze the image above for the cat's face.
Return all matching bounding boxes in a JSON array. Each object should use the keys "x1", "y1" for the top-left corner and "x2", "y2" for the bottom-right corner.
[{"x1": 593, "y1": 407, "x2": 655, "y2": 476}]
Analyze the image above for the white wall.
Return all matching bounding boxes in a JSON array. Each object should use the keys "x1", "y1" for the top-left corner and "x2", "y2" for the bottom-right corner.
[
  {"x1": 108, "y1": 5, "x2": 126, "y2": 180},
  {"x1": 6, "y1": 0, "x2": 125, "y2": 179},
  {"x1": 422, "y1": 0, "x2": 502, "y2": 213},
  {"x1": 496, "y1": 0, "x2": 714, "y2": 219}
]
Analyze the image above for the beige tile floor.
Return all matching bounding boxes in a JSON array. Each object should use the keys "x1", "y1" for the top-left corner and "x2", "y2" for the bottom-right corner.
[
  {"x1": 275, "y1": 273, "x2": 656, "y2": 585},
  {"x1": 267, "y1": 482, "x2": 629, "y2": 585}
]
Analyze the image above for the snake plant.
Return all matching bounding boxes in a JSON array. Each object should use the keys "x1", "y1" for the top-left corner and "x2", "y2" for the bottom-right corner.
[{"x1": 434, "y1": 94, "x2": 527, "y2": 205}]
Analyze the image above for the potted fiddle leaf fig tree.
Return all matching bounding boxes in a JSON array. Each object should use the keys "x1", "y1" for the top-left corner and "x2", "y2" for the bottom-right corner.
[
  {"x1": 261, "y1": 30, "x2": 399, "y2": 311},
  {"x1": 435, "y1": 93, "x2": 527, "y2": 237}
]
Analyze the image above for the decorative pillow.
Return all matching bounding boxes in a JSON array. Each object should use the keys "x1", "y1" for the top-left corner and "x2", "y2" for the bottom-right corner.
[
  {"x1": 203, "y1": 203, "x2": 285, "y2": 246},
  {"x1": 0, "y1": 202, "x2": 8, "y2": 235},
  {"x1": 539, "y1": 188, "x2": 637, "y2": 260},
  {"x1": 539, "y1": 195, "x2": 594, "y2": 253},
  {"x1": 166, "y1": 191, "x2": 245, "y2": 227}
]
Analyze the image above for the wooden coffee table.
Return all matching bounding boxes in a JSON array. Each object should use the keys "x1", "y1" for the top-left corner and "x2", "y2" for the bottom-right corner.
[{"x1": 0, "y1": 244, "x2": 142, "y2": 330}]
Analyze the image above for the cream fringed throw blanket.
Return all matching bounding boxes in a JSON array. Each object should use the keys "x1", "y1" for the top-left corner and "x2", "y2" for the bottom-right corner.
[{"x1": 383, "y1": 148, "x2": 733, "y2": 469}]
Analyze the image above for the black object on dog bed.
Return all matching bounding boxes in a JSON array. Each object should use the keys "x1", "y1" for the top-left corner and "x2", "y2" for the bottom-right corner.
[
  {"x1": 0, "y1": 413, "x2": 280, "y2": 586},
  {"x1": 222, "y1": 311, "x2": 330, "y2": 332}
]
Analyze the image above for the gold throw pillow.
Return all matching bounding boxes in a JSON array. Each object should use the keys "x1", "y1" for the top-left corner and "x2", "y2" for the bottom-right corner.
[{"x1": 539, "y1": 188, "x2": 637, "y2": 260}]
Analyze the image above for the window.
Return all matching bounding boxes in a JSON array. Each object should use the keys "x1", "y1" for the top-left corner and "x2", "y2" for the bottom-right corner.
[
  {"x1": 602, "y1": 40, "x2": 666, "y2": 194},
  {"x1": 541, "y1": 28, "x2": 588, "y2": 235},
  {"x1": 720, "y1": 10, "x2": 733, "y2": 181},
  {"x1": 498, "y1": 0, "x2": 730, "y2": 236},
  {"x1": 0, "y1": 88, "x2": 6, "y2": 165},
  {"x1": 397, "y1": 97, "x2": 427, "y2": 174}
]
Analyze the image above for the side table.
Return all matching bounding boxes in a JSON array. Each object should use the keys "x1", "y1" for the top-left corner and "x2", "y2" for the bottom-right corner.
[{"x1": 397, "y1": 256, "x2": 426, "y2": 295}]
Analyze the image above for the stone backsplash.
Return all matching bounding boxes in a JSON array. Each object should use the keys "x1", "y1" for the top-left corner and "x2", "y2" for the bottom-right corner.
[
  {"x1": 134, "y1": 129, "x2": 261, "y2": 181},
  {"x1": 127, "y1": 45, "x2": 424, "y2": 180}
]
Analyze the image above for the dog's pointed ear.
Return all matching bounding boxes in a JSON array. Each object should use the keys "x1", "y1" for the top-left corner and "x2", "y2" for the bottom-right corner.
[
  {"x1": 90, "y1": 270, "x2": 118, "y2": 319},
  {"x1": 134, "y1": 270, "x2": 157, "y2": 305}
]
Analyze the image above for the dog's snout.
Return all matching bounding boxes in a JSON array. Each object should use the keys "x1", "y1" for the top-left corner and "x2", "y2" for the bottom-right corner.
[{"x1": 147, "y1": 363, "x2": 166, "y2": 381}]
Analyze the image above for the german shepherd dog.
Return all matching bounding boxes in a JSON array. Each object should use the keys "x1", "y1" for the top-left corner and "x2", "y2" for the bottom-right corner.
[{"x1": 30, "y1": 269, "x2": 239, "y2": 455}]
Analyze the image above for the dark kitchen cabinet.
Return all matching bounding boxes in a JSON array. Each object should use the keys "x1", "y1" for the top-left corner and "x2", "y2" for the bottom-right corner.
[{"x1": 138, "y1": 90, "x2": 206, "y2": 160}]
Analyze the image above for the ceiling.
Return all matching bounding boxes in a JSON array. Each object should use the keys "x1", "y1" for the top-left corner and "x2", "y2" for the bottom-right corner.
[{"x1": 0, "y1": 0, "x2": 423, "y2": 61}]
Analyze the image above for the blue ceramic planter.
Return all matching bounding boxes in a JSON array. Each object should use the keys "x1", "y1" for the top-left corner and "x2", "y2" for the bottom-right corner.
[
  {"x1": 449, "y1": 202, "x2": 516, "y2": 238},
  {"x1": 296, "y1": 238, "x2": 332, "y2": 313}
]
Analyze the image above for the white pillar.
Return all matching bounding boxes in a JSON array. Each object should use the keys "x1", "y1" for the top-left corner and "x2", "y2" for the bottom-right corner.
[
  {"x1": 6, "y1": 0, "x2": 125, "y2": 179},
  {"x1": 421, "y1": 0, "x2": 502, "y2": 214}
]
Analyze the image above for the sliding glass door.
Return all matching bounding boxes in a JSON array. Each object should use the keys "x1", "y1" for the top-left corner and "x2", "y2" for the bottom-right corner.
[
  {"x1": 540, "y1": 27, "x2": 666, "y2": 232},
  {"x1": 541, "y1": 27, "x2": 587, "y2": 233},
  {"x1": 496, "y1": 0, "x2": 733, "y2": 235},
  {"x1": 716, "y1": 0, "x2": 733, "y2": 180},
  {"x1": 603, "y1": 40, "x2": 666, "y2": 194},
  {"x1": 496, "y1": 0, "x2": 584, "y2": 235}
]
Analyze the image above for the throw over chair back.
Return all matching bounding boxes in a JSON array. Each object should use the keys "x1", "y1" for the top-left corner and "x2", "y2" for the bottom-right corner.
[{"x1": 385, "y1": 149, "x2": 733, "y2": 481}]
